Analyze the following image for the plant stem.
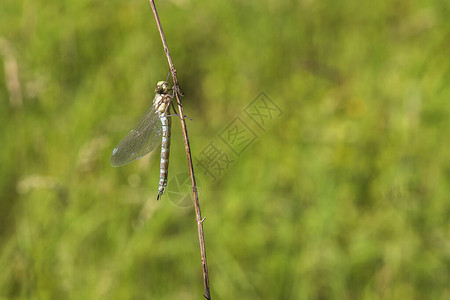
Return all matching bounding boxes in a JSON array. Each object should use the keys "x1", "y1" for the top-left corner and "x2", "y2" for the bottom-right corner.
[{"x1": 147, "y1": 1, "x2": 211, "y2": 299}]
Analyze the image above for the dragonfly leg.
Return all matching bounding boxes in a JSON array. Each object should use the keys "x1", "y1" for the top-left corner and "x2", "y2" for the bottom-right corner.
[
  {"x1": 170, "y1": 97, "x2": 177, "y2": 113},
  {"x1": 169, "y1": 99, "x2": 192, "y2": 120},
  {"x1": 167, "y1": 113, "x2": 192, "y2": 121},
  {"x1": 176, "y1": 84, "x2": 184, "y2": 97}
]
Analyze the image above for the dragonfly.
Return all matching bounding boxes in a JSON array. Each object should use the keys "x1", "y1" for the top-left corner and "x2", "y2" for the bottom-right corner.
[{"x1": 111, "y1": 80, "x2": 174, "y2": 200}]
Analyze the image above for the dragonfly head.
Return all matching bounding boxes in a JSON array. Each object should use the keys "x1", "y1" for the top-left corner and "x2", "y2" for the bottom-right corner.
[{"x1": 155, "y1": 81, "x2": 172, "y2": 94}]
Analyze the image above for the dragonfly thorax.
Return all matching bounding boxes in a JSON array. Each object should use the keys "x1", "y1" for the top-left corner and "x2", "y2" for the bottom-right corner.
[
  {"x1": 153, "y1": 92, "x2": 172, "y2": 115},
  {"x1": 153, "y1": 81, "x2": 173, "y2": 115}
]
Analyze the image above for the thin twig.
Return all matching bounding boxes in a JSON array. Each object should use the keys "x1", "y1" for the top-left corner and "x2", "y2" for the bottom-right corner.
[{"x1": 147, "y1": 1, "x2": 211, "y2": 299}]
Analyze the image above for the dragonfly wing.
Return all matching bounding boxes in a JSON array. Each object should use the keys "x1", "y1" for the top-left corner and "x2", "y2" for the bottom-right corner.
[{"x1": 111, "y1": 106, "x2": 162, "y2": 167}]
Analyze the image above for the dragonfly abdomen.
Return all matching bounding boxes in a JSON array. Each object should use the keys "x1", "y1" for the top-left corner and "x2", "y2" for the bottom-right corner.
[{"x1": 157, "y1": 114, "x2": 171, "y2": 200}]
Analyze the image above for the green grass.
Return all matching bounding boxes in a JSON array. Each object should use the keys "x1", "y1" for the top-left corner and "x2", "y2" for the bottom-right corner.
[{"x1": 1, "y1": 0, "x2": 449, "y2": 299}]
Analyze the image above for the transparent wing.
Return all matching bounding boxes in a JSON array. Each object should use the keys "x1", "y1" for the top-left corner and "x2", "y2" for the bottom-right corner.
[{"x1": 111, "y1": 105, "x2": 162, "y2": 167}]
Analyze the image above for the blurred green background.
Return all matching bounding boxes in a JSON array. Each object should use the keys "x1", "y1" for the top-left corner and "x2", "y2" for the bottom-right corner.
[{"x1": 1, "y1": 0, "x2": 449, "y2": 299}]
